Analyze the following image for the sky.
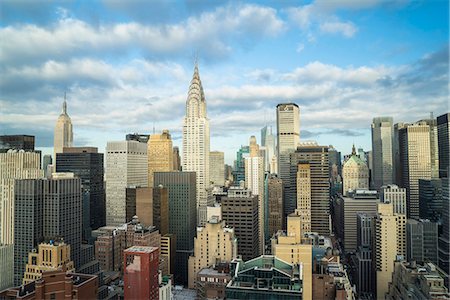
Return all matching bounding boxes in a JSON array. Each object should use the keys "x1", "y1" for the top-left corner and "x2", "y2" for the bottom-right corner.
[{"x1": 0, "y1": 0, "x2": 448, "y2": 164}]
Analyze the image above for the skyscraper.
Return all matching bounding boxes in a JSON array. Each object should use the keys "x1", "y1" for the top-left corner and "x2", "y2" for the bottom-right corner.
[
  {"x1": 355, "y1": 213, "x2": 375, "y2": 298},
  {"x1": 406, "y1": 219, "x2": 439, "y2": 265},
  {"x1": 437, "y1": 113, "x2": 449, "y2": 178},
  {"x1": 173, "y1": 146, "x2": 181, "y2": 171},
  {"x1": 371, "y1": 117, "x2": 394, "y2": 190},
  {"x1": 342, "y1": 145, "x2": 369, "y2": 196},
  {"x1": 289, "y1": 144, "x2": 330, "y2": 235},
  {"x1": 182, "y1": 63, "x2": 210, "y2": 226},
  {"x1": 233, "y1": 146, "x2": 249, "y2": 184},
  {"x1": 222, "y1": 186, "x2": 260, "y2": 261},
  {"x1": 418, "y1": 117, "x2": 439, "y2": 179},
  {"x1": 187, "y1": 218, "x2": 237, "y2": 288},
  {"x1": 261, "y1": 125, "x2": 276, "y2": 173},
  {"x1": 105, "y1": 140, "x2": 148, "y2": 226},
  {"x1": 53, "y1": 97, "x2": 73, "y2": 164},
  {"x1": 153, "y1": 171, "x2": 197, "y2": 285},
  {"x1": 148, "y1": 130, "x2": 173, "y2": 188},
  {"x1": 14, "y1": 174, "x2": 82, "y2": 285},
  {"x1": 267, "y1": 174, "x2": 283, "y2": 237},
  {"x1": 374, "y1": 202, "x2": 398, "y2": 299},
  {"x1": 296, "y1": 162, "x2": 311, "y2": 233},
  {"x1": 399, "y1": 122, "x2": 432, "y2": 219},
  {"x1": 244, "y1": 136, "x2": 265, "y2": 250},
  {"x1": 276, "y1": 103, "x2": 300, "y2": 194},
  {"x1": 56, "y1": 147, "x2": 105, "y2": 233},
  {"x1": 209, "y1": 151, "x2": 225, "y2": 186}
]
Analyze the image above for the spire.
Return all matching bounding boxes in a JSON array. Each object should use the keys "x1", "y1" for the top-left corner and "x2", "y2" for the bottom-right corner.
[
  {"x1": 351, "y1": 143, "x2": 356, "y2": 156},
  {"x1": 186, "y1": 60, "x2": 206, "y2": 118},
  {"x1": 62, "y1": 92, "x2": 67, "y2": 115}
]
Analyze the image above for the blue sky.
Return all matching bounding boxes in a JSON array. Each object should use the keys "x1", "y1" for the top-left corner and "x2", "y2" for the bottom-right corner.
[{"x1": 0, "y1": 0, "x2": 448, "y2": 164}]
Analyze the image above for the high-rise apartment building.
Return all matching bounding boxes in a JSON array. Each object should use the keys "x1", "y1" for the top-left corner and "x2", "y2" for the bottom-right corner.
[
  {"x1": 222, "y1": 187, "x2": 260, "y2": 261},
  {"x1": 276, "y1": 103, "x2": 300, "y2": 217},
  {"x1": 399, "y1": 122, "x2": 432, "y2": 219},
  {"x1": 148, "y1": 130, "x2": 173, "y2": 188},
  {"x1": 123, "y1": 246, "x2": 159, "y2": 300},
  {"x1": 53, "y1": 99, "x2": 73, "y2": 165},
  {"x1": 105, "y1": 140, "x2": 147, "y2": 226},
  {"x1": 343, "y1": 145, "x2": 369, "y2": 196},
  {"x1": 0, "y1": 135, "x2": 35, "y2": 152},
  {"x1": 406, "y1": 219, "x2": 439, "y2": 265},
  {"x1": 153, "y1": 171, "x2": 197, "y2": 285},
  {"x1": 374, "y1": 202, "x2": 398, "y2": 299},
  {"x1": 56, "y1": 147, "x2": 105, "y2": 233},
  {"x1": 245, "y1": 136, "x2": 265, "y2": 250},
  {"x1": 14, "y1": 174, "x2": 82, "y2": 285},
  {"x1": 22, "y1": 240, "x2": 75, "y2": 285},
  {"x1": 437, "y1": 113, "x2": 449, "y2": 178},
  {"x1": 267, "y1": 174, "x2": 283, "y2": 237},
  {"x1": 261, "y1": 125, "x2": 276, "y2": 173},
  {"x1": 289, "y1": 144, "x2": 330, "y2": 235},
  {"x1": 188, "y1": 217, "x2": 237, "y2": 288},
  {"x1": 182, "y1": 64, "x2": 210, "y2": 226},
  {"x1": 209, "y1": 151, "x2": 225, "y2": 186},
  {"x1": 371, "y1": 117, "x2": 394, "y2": 190}
]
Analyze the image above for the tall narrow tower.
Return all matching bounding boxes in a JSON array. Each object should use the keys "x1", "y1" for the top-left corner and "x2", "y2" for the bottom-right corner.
[
  {"x1": 182, "y1": 63, "x2": 210, "y2": 226},
  {"x1": 54, "y1": 95, "x2": 73, "y2": 164}
]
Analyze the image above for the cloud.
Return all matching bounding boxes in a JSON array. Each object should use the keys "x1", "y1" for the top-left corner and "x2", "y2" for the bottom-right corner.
[
  {"x1": 319, "y1": 20, "x2": 357, "y2": 37},
  {"x1": 0, "y1": 3, "x2": 285, "y2": 67},
  {"x1": 296, "y1": 43, "x2": 305, "y2": 53}
]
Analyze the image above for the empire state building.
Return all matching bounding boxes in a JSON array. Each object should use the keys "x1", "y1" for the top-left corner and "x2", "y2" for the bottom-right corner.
[{"x1": 182, "y1": 63, "x2": 210, "y2": 226}]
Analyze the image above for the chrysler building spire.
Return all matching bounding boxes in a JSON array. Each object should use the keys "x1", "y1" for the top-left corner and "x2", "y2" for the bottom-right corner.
[{"x1": 182, "y1": 62, "x2": 210, "y2": 226}]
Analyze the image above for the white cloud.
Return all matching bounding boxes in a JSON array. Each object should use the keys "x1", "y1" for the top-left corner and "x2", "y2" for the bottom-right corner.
[
  {"x1": 319, "y1": 20, "x2": 358, "y2": 37},
  {"x1": 0, "y1": 4, "x2": 285, "y2": 67}
]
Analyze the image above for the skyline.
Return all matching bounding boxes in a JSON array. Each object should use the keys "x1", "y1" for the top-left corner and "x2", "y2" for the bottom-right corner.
[{"x1": 0, "y1": 0, "x2": 448, "y2": 164}]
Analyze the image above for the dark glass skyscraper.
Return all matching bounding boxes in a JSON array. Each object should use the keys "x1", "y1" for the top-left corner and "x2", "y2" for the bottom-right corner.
[
  {"x1": 0, "y1": 135, "x2": 35, "y2": 152},
  {"x1": 56, "y1": 147, "x2": 105, "y2": 233},
  {"x1": 153, "y1": 171, "x2": 196, "y2": 285}
]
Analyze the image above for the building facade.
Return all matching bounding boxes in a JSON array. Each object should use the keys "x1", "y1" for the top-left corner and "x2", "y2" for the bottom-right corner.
[
  {"x1": 147, "y1": 130, "x2": 173, "y2": 188},
  {"x1": 371, "y1": 117, "x2": 394, "y2": 190},
  {"x1": 105, "y1": 140, "x2": 148, "y2": 226},
  {"x1": 209, "y1": 151, "x2": 225, "y2": 186},
  {"x1": 276, "y1": 103, "x2": 300, "y2": 187},
  {"x1": 187, "y1": 218, "x2": 237, "y2": 288},
  {"x1": 221, "y1": 187, "x2": 260, "y2": 261},
  {"x1": 153, "y1": 171, "x2": 197, "y2": 285},
  {"x1": 123, "y1": 246, "x2": 159, "y2": 300},
  {"x1": 267, "y1": 174, "x2": 283, "y2": 237},
  {"x1": 56, "y1": 147, "x2": 105, "y2": 234},
  {"x1": 289, "y1": 144, "x2": 330, "y2": 235},
  {"x1": 399, "y1": 122, "x2": 432, "y2": 219},
  {"x1": 407, "y1": 219, "x2": 439, "y2": 265}
]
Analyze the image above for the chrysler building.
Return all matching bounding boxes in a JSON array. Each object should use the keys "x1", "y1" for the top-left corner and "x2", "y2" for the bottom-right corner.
[{"x1": 182, "y1": 63, "x2": 210, "y2": 226}]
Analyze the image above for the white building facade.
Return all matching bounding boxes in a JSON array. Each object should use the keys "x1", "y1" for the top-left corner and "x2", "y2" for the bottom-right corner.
[{"x1": 182, "y1": 64, "x2": 210, "y2": 226}]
